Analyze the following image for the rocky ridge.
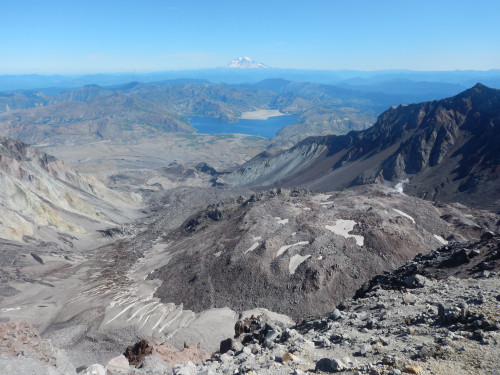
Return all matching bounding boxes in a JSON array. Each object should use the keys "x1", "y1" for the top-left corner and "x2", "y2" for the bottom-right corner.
[
  {"x1": 225, "y1": 84, "x2": 500, "y2": 212},
  {"x1": 148, "y1": 184, "x2": 498, "y2": 319}
]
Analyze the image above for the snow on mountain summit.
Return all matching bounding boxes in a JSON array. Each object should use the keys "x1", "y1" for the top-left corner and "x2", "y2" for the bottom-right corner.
[{"x1": 226, "y1": 57, "x2": 271, "y2": 69}]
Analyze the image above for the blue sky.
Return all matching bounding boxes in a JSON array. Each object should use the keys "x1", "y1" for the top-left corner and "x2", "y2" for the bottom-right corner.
[{"x1": 1, "y1": 0, "x2": 499, "y2": 74}]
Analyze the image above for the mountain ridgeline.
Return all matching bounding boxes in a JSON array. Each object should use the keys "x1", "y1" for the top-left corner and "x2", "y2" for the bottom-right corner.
[
  {"x1": 0, "y1": 78, "x2": 471, "y2": 147},
  {"x1": 225, "y1": 84, "x2": 500, "y2": 212}
]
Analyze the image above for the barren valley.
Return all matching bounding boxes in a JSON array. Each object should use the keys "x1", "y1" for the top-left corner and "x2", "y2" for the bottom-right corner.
[{"x1": 0, "y1": 80, "x2": 499, "y2": 375}]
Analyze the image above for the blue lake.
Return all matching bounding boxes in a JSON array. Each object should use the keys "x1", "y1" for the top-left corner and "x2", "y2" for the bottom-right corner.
[{"x1": 189, "y1": 115, "x2": 298, "y2": 138}]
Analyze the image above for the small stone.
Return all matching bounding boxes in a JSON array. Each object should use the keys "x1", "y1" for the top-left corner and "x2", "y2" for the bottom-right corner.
[
  {"x1": 480, "y1": 261, "x2": 494, "y2": 270},
  {"x1": 240, "y1": 363, "x2": 261, "y2": 373},
  {"x1": 282, "y1": 352, "x2": 299, "y2": 363},
  {"x1": 451, "y1": 249, "x2": 470, "y2": 265},
  {"x1": 390, "y1": 370, "x2": 402, "y2": 375},
  {"x1": 106, "y1": 355, "x2": 129, "y2": 372},
  {"x1": 404, "y1": 364, "x2": 423, "y2": 374},
  {"x1": 472, "y1": 329, "x2": 485, "y2": 341},
  {"x1": 232, "y1": 341, "x2": 243, "y2": 352},
  {"x1": 481, "y1": 231, "x2": 494, "y2": 240},
  {"x1": 479, "y1": 270, "x2": 492, "y2": 278},
  {"x1": 263, "y1": 339, "x2": 274, "y2": 348},
  {"x1": 338, "y1": 356, "x2": 350, "y2": 366},
  {"x1": 220, "y1": 338, "x2": 235, "y2": 354},
  {"x1": 78, "y1": 364, "x2": 105, "y2": 375},
  {"x1": 458, "y1": 301, "x2": 468, "y2": 321},
  {"x1": 242, "y1": 347, "x2": 252, "y2": 355},
  {"x1": 379, "y1": 337, "x2": 390, "y2": 346},
  {"x1": 382, "y1": 355, "x2": 396, "y2": 365},
  {"x1": 265, "y1": 329, "x2": 279, "y2": 341},
  {"x1": 175, "y1": 361, "x2": 197, "y2": 375},
  {"x1": 140, "y1": 355, "x2": 173, "y2": 374},
  {"x1": 315, "y1": 358, "x2": 345, "y2": 372},
  {"x1": 403, "y1": 274, "x2": 430, "y2": 288},
  {"x1": 359, "y1": 343, "x2": 373, "y2": 356},
  {"x1": 470, "y1": 249, "x2": 481, "y2": 258},
  {"x1": 402, "y1": 293, "x2": 417, "y2": 305},
  {"x1": 262, "y1": 360, "x2": 275, "y2": 369},
  {"x1": 330, "y1": 309, "x2": 342, "y2": 320}
]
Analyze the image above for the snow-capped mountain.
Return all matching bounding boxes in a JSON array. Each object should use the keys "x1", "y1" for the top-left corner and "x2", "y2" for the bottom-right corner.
[{"x1": 226, "y1": 57, "x2": 271, "y2": 69}]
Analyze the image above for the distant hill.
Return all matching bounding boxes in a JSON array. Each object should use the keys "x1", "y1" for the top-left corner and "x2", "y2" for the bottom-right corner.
[
  {"x1": 225, "y1": 84, "x2": 500, "y2": 212},
  {"x1": 0, "y1": 87, "x2": 193, "y2": 144},
  {"x1": 2, "y1": 78, "x2": 498, "y2": 148},
  {"x1": 0, "y1": 80, "x2": 377, "y2": 145},
  {"x1": 1, "y1": 69, "x2": 500, "y2": 90}
]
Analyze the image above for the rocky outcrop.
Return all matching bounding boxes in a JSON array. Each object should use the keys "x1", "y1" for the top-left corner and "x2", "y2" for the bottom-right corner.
[
  {"x1": 0, "y1": 321, "x2": 75, "y2": 374},
  {"x1": 172, "y1": 234, "x2": 500, "y2": 375},
  {"x1": 226, "y1": 84, "x2": 500, "y2": 212},
  {"x1": 355, "y1": 232, "x2": 500, "y2": 298},
  {"x1": 124, "y1": 339, "x2": 154, "y2": 366},
  {"x1": 0, "y1": 136, "x2": 141, "y2": 248},
  {"x1": 149, "y1": 185, "x2": 498, "y2": 319}
]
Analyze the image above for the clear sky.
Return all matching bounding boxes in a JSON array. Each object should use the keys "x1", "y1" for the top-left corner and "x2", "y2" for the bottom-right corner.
[{"x1": 1, "y1": 0, "x2": 499, "y2": 74}]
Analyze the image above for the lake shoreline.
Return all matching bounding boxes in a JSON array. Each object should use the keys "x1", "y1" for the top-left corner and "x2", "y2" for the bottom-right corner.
[{"x1": 189, "y1": 114, "x2": 299, "y2": 138}]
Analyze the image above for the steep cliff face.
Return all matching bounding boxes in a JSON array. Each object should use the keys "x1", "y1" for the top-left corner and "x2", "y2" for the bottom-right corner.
[
  {"x1": 226, "y1": 84, "x2": 500, "y2": 211},
  {"x1": 0, "y1": 136, "x2": 141, "y2": 247}
]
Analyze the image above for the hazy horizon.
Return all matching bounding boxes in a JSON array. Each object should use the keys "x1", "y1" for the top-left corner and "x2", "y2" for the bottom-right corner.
[{"x1": 1, "y1": 0, "x2": 499, "y2": 74}]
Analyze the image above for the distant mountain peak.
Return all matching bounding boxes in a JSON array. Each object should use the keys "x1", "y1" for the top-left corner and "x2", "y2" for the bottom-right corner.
[
  {"x1": 455, "y1": 82, "x2": 498, "y2": 101},
  {"x1": 226, "y1": 57, "x2": 271, "y2": 69}
]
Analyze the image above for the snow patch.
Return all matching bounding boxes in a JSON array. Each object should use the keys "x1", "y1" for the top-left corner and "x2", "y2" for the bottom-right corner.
[
  {"x1": 244, "y1": 242, "x2": 260, "y2": 254},
  {"x1": 434, "y1": 235, "x2": 448, "y2": 245},
  {"x1": 0, "y1": 307, "x2": 22, "y2": 312},
  {"x1": 214, "y1": 251, "x2": 223, "y2": 257},
  {"x1": 325, "y1": 220, "x2": 364, "y2": 246},
  {"x1": 274, "y1": 217, "x2": 289, "y2": 225},
  {"x1": 276, "y1": 241, "x2": 309, "y2": 257},
  {"x1": 393, "y1": 209, "x2": 415, "y2": 224},
  {"x1": 395, "y1": 178, "x2": 409, "y2": 193},
  {"x1": 289, "y1": 254, "x2": 311, "y2": 274},
  {"x1": 312, "y1": 193, "x2": 331, "y2": 202}
]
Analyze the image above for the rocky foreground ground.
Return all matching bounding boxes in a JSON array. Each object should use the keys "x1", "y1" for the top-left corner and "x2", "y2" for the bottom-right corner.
[{"x1": 1, "y1": 233, "x2": 499, "y2": 375}]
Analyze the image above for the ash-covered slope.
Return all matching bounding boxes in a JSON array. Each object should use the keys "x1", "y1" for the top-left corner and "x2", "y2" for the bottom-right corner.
[
  {"x1": 174, "y1": 234, "x2": 500, "y2": 375},
  {"x1": 149, "y1": 185, "x2": 498, "y2": 319},
  {"x1": 0, "y1": 136, "x2": 141, "y2": 248},
  {"x1": 3, "y1": 231, "x2": 499, "y2": 375},
  {"x1": 226, "y1": 84, "x2": 500, "y2": 211}
]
